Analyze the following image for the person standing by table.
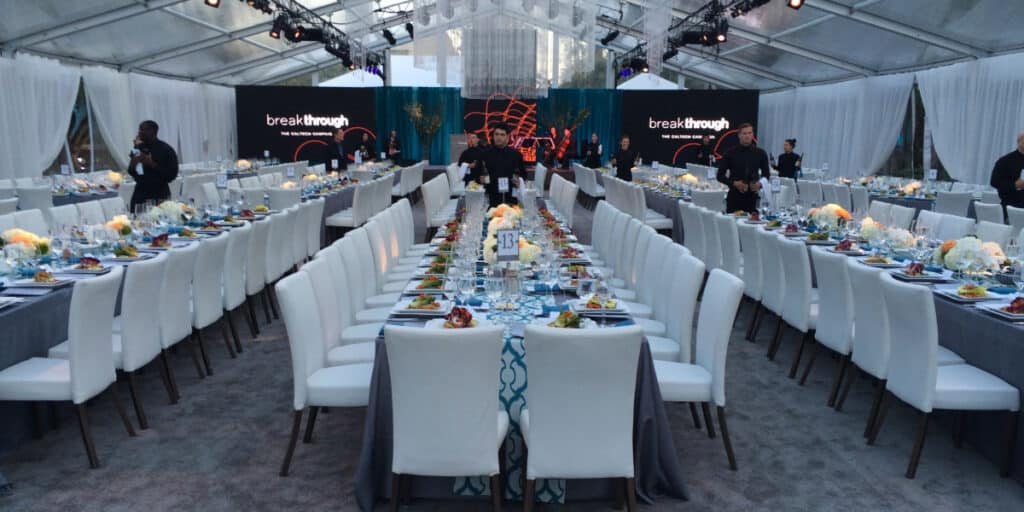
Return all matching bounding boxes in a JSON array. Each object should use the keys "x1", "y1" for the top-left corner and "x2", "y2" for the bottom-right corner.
[
  {"x1": 356, "y1": 133, "x2": 375, "y2": 162},
  {"x1": 385, "y1": 130, "x2": 401, "y2": 161},
  {"x1": 324, "y1": 127, "x2": 348, "y2": 172},
  {"x1": 716, "y1": 123, "x2": 770, "y2": 214},
  {"x1": 694, "y1": 134, "x2": 714, "y2": 166},
  {"x1": 990, "y1": 132, "x2": 1024, "y2": 218},
  {"x1": 126, "y1": 120, "x2": 178, "y2": 213},
  {"x1": 582, "y1": 132, "x2": 603, "y2": 169},
  {"x1": 458, "y1": 132, "x2": 485, "y2": 186},
  {"x1": 479, "y1": 123, "x2": 523, "y2": 207},
  {"x1": 772, "y1": 138, "x2": 802, "y2": 180},
  {"x1": 610, "y1": 135, "x2": 640, "y2": 181}
]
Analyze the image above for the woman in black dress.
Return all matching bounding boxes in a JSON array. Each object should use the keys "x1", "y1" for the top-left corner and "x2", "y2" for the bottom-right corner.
[
  {"x1": 582, "y1": 132, "x2": 602, "y2": 168},
  {"x1": 773, "y1": 138, "x2": 801, "y2": 180}
]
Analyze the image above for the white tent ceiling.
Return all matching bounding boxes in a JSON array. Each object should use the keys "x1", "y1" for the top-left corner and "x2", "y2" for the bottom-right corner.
[{"x1": 1, "y1": 0, "x2": 1022, "y2": 91}]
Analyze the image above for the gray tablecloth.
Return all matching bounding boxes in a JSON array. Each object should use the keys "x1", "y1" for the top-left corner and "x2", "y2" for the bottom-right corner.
[
  {"x1": 52, "y1": 190, "x2": 118, "y2": 207},
  {"x1": 352, "y1": 337, "x2": 688, "y2": 510},
  {"x1": 870, "y1": 195, "x2": 977, "y2": 220}
]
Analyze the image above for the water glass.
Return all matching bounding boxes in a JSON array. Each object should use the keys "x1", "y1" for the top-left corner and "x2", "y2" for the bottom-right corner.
[
  {"x1": 485, "y1": 275, "x2": 504, "y2": 306},
  {"x1": 457, "y1": 273, "x2": 476, "y2": 305}
]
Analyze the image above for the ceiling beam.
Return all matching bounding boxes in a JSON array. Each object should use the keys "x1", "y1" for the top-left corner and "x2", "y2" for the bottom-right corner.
[
  {"x1": 156, "y1": 6, "x2": 317, "y2": 66},
  {"x1": 1, "y1": 0, "x2": 191, "y2": 51},
  {"x1": 804, "y1": 0, "x2": 989, "y2": 58},
  {"x1": 198, "y1": 42, "x2": 323, "y2": 81}
]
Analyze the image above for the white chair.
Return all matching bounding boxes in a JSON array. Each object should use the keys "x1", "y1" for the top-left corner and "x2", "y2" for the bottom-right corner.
[
  {"x1": 158, "y1": 243, "x2": 207, "y2": 385},
  {"x1": 521, "y1": 324, "x2": 644, "y2": 510},
  {"x1": 99, "y1": 197, "x2": 127, "y2": 220},
  {"x1": 14, "y1": 209, "x2": 49, "y2": 235},
  {"x1": 981, "y1": 190, "x2": 1001, "y2": 205},
  {"x1": 975, "y1": 221, "x2": 1014, "y2": 247},
  {"x1": 654, "y1": 269, "x2": 744, "y2": 470},
  {"x1": 269, "y1": 187, "x2": 301, "y2": 210},
  {"x1": 326, "y1": 181, "x2": 369, "y2": 229},
  {"x1": 801, "y1": 248, "x2": 854, "y2": 405},
  {"x1": 0, "y1": 182, "x2": 15, "y2": 199},
  {"x1": 915, "y1": 209, "x2": 943, "y2": 236},
  {"x1": 850, "y1": 186, "x2": 870, "y2": 215},
  {"x1": 0, "y1": 266, "x2": 135, "y2": 468},
  {"x1": 737, "y1": 222, "x2": 763, "y2": 340},
  {"x1": 446, "y1": 163, "x2": 465, "y2": 197},
  {"x1": 118, "y1": 182, "x2": 135, "y2": 208},
  {"x1": 15, "y1": 186, "x2": 51, "y2": 211},
  {"x1": 974, "y1": 202, "x2": 1005, "y2": 225},
  {"x1": 0, "y1": 213, "x2": 13, "y2": 231},
  {"x1": 303, "y1": 254, "x2": 374, "y2": 366},
  {"x1": 386, "y1": 324, "x2": 508, "y2": 510},
  {"x1": 1007, "y1": 205, "x2": 1024, "y2": 235},
  {"x1": 276, "y1": 271, "x2": 372, "y2": 476},
  {"x1": 934, "y1": 191, "x2": 972, "y2": 217},
  {"x1": 871, "y1": 274, "x2": 1019, "y2": 478},
  {"x1": 752, "y1": 230, "x2": 786, "y2": 344},
  {"x1": 646, "y1": 247, "x2": 705, "y2": 363},
  {"x1": 191, "y1": 232, "x2": 235, "y2": 376},
  {"x1": 770, "y1": 236, "x2": 818, "y2": 379},
  {"x1": 244, "y1": 217, "x2": 272, "y2": 333},
  {"x1": 679, "y1": 201, "x2": 705, "y2": 264},
  {"x1": 288, "y1": 204, "x2": 309, "y2": 268},
  {"x1": 798, "y1": 181, "x2": 823, "y2": 208},
  {"x1": 48, "y1": 204, "x2": 80, "y2": 230},
  {"x1": 265, "y1": 211, "x2": 294, "y2": 307},
  {"x1": 76, "y1": 201, "x2": 106, "y2": 226},
  {"x1": 0, "y1": 197, "x2": 18, "y2": 214},
  {"x1": 200, "y1": 182, "x2": 222, "y2": 207},
  {"x1": 332, "y1": 237, "x2": 389, "y2": 345},
  {"x1": 888, "y1": 204, "x2": 915, "y2": 230},
  {"x1": 305, "y1": 197, "x2": 325, "y2": 258},
  {"x1": 700, "y1": 209, "x2": 722, "y2": 272},
  {"x1": 534, "y1": 162, "x2": 548, "y2": 198},
  {"x1": 867, "y1": 201, "x2": 892, "y2": 225},
  {"x1": 691, "y1": 190, "x2": 726, "y2": 212},
  {"x1": 636, "y1": 184, "x2": 671, "y2": 230},
  {"x1": 936, "y1": 213, "x2": 974, "y2": 240},
  {"x1": 715, "y1": 214, "x2": 742, "y2": 278},
  {"x1": 221, "y1": 222, "x2": 253, "y2": 354}
]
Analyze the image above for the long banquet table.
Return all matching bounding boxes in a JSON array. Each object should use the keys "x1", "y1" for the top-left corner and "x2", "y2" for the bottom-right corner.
[
  {"x1": 52, "y1": 190, "x2": 119, "y2": 207},
  {"x1": 869, "y1": 194, "x2": 978, "y2": 220},
  {"x1": 352, "y1": 202, "x2": 688, "y2": 510}
]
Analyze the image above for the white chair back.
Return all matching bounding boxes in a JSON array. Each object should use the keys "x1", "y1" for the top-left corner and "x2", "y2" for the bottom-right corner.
[
  {"x1": 14, "y1": 209, "x2": 49, "y2": 235},
  {"x1": 778, "y1": 236, "x2": 814, "y2": 332},
  {"x1": 888, "y1": 204, "x2": 915, "y2": 230},
  {"x1": 695, "y1": 269, "x2": 745, "y2": 406},
  {"x1": 850, "y1": 186, "x2": 869, "y2": 214},
  {"x1": 879, "y1": 274, "x2": 939, "y2": 412},
  {"x1": 201, "y1": 182, "x2": 222, "y2": 207},
  {"x1": 305, "y1": 197, "x2": 325, "y2": 257},
  {"x1": 736, "y1": 222, "x2": 762, "y2": 300},
  {"x1": 191, "y1": 233, "x2": 229, "y2": 330},
  {"x1": 936, "y1": 213, "x2": 974, "y2": 240},
  {"x1": 522, "y1": 325, "x2": 643, "y2": 479},
  {"x1": 691, "y1": 190, "x2": 726, "y2": 212},
  {"x1": 99, "y1": 197, "x2": 127, "y2": 220},
  {"x1": 679, "y1": 201, "x2": 705, "y2": 262},
  {"x1": 867, "y1": 201, "x2": 892, "y2": 225},
  {"x1": 276, "y1": 271, "x2": 327, "y2": 411},
  {"x1": 974, "y1": 202, "x2": 1004, "y2": 225},
  {"x1": 16, "y1": 186, "x2": 51, "y2": 211},
  {"x1": 757, "y1": 230, "x2": 785, "y2": 314},
  {"x1": 847, "y1": 261, "x2": 889, "y2": 379},
  {"x1": 534, "y1": 162, "x2": 548, "y2": 198},
  {"x1": 245, "y1": 218, "x2": 270, "y2": 296},
  {"x1": 269, "y1": 187, "x2": 301, "y2": 210},
  {"x1": 975, "y1": 220, "x2": 1013, "y2": 247},
  {"x1": 981, "y1": 190, "x2": 1001, "y2": 204},
  {"x1": 302, "y1": 256, "x2": 342, "y2": 353},
  {"x1": 700, "y1": 209, "x2": 722, "y2": 271},
  {"x1": 810, "y1": 248, "x2": 853, "y2": 355},
  {"x1": 0, "y1": 197, "x2": 16, "y2": 214},
  {"x1": 48, "y1": 204, "x2": 80, "y2": 230},
  {"x1": 798, "y1": 181, "x2": 823, "y2": 208},
  {"x1": 715, "y1": 214, "x2": 742, "y2": 277},
  {"x1": 665, "y1": 250, "x2": 706, "y2": 363},
  {"x1": 160, "y1": 243, "x2": 198, "y2": 349},
  {"x1": 76, "y1": 201, "x2": 106, "y2": 226},
  {"x1": 120, "y1": 254, "x2": 167, "y2": 373},
  {"x1": 934, "y1": 191, "x2": 971, "y2": 217},
  {"x1": 68, "y1": 265, "x2": 123, "y2": 404},
  {"x1": 222, "y1": 223, "x2": 252, "y2": 311},
  {"x1": 1006, "y1": 205, "x2": 1024, "y2": 235}
]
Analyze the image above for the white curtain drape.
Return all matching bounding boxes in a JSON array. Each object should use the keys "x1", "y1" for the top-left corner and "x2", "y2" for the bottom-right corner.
[
  {"x1": 0, "y1": 54, "x2": 81, "y2": 179},
  {"x1": 917, "y1": 52, "x2": 1024, "y2": 185},
  {"x1": 85, "y1": 67, "x2": 237, "y2": 170},
  {"x1": 759, "y1": 73, "x2": 914, "y2": 178}
]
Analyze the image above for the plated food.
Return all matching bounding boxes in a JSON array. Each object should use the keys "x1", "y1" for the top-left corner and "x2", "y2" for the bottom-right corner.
[
  {"x1": 834, "y1": 239, "x2": 857, "y2": 252},
  {"x1": 957, "y1": 284, "x2": 987, "y2": 299},
  {"x1": 76, "y1": 256, "x2": 103, "y2": 270},
  {"x1": 425, "y1": 261, "x2": 448, "y2": 275},
  {"x1": 113, "y1": 244, "x2": 139, "y2": 258},
  {"x1": 416, "y1": 276, "x2": 445, "y2": 290},
  {"x1": 150, "y1": 233, "x2": 172, "y2": 248},
  {"x1": 560, "y1": 247, "x2": 581, "y2": 259},
  {"x1": 178, "y1": 227, "x2": 197, "y2": 238},
  {"x1": 864, "y1": 255, "x2": 891, "y2": 264},
  {"x1": 903, "y1": 262, "x2": 925, "y2": 276},
  {"x1": 408, "y1": 294, "x2": 442, "y2": 310},
  {"x1": 443, "y1": 307, "x2": 478, "y2": 329},
  {"x1": 254, "y1": 205, "x2": 269, "y2": 213},
  {"x1": 766, "y1": 220, "x2": 783, "y2": 229},
  {"x1": 547, "y1": 310, "x2": 582, "y2": 328},
  {"x1": 585, "y1": 295, "x2": 618, "y2": 310},
  {"x1": 807, "y1": 232, "x2": 830, "y2": 241},
  {"x1": 33, "y1": 270, "x2": 56, "y2": 283},
  {"x1": 1001, "y1": 297, "x2": 1024, "y2": 314},
  {"x1": 784, "y1": 224, "x2": 800, "y2": 233}
]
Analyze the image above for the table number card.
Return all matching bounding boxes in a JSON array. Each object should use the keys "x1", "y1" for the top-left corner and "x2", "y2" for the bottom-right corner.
[
  {"x1": 263, "y1": 150, "x2": 270, "y2": 158},
  {"x1": 331, "y1": 159, "x2": 338, "y2": 169},
  {"x1": 927, "y1": 168, "x2": 938, "y2": 181},
  {"x1": 215, "y1": 173, "x2": 228, "y2": 189},
  {"x1": 498, "y1": 177, "x2": 510, "y2": 193},
  {"x1": 60, "y1": 164, "x2": 70, "y2": 175},
  {"x1": 496, "y1": 229, "x2": 519, "y2": 262},
  {"x1": 770, "y1": 176, "x2": 781, "y2": 193},
  {"x1": 706, "y1": 167, "x2": 716, "y2": 180},
  {"x1": 652, "y1": 161, "x2": 660, "y2": 170},
  {"x1": 287, "y1": 166, "x2": 295, "y2": 178}
]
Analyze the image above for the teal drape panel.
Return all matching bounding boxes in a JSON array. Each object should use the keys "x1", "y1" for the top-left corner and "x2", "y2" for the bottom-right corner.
[
  {"x1": 536, "y1": 89, "x2": 622, "y2": 166},
  {"x1": 375, "y1": 87, "x2": 463, "y2": 165}
]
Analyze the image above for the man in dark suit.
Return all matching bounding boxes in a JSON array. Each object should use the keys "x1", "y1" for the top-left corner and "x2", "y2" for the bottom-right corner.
[
  {"x1": 127, "y1": 120, "x2": 178, "y2": 212},
  {"x1": 324, "y1": 127, "x2": 347, "y2": 172}
]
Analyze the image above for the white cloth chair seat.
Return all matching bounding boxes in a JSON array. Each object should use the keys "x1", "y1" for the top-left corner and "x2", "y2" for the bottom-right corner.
[
  {"x1": 0, "y1": 357, "x2": 71, "y2": 402},
  {"x1": 382, "y1": 281, "x2": 407, "y2": 293},
  {"x1": 937, "y1": 346, "x2": 966, "y2": 367},
  {"x1": 647, "y1": 336, "x2": 682, "y2": 362},
  {"x1": 47, "y1": 335, "x2": 125, "y2": 369},
  {"x1": 342, "y1": 322, "x2": 384, "y2": 344},
  {"x1": 609, "y1": 277, "x2": 626, "y2": 288},
  {"x1": 325, "y1": 209, "x2": 355, "y2": 227},
  {"x1": 386, "y1": 271, "x2": 416, "y2": 282},
  {"x1": 652, "y1": 360, "x2": 711, "y2": 402},
  {"x1": 327, "y1": 342, "x2": 376, "y2": 366},
  {"x1": 617, "y1": 299, "x2": 651, "y2": 318},
  {"x1": 635, "y1": 317, "x2": 666, "y2": 336},
  {"x1": 305, "y1": 363, "x2": 373, "y2": 407},
  {"x1": 644, "y1": 211, "x2": 673, "y2": 230},
  {"x1": 355, "y1": 307, "x2": 392, "y2": 324},
  {"x1": 932, "y1": 364, "x2": 1020, "y2": 411},
  {"x1": 366, "y1": 292, "x2": 401, "y2": 308},
  {"x1": 614, "y1": 288, "x2": 637, "y2": 301},
  {"x1": 399, "y1": 256, "x2": 423, "y2": 265}
]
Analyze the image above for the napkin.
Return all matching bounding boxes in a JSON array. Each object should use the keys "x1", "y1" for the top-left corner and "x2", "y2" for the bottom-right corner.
[
  {"x1": 456, "y1": 297, "x2": 484, "y2": 307},
  {"x1": 541, "y1": 303, "x2": 569, "y2": 316},
  {"x1": 925, "y1": 265, "x2": 944, "y2": 274},
  {"x1": 987, "y1": 287, "x2": 1016, "y2": 295},
  {"x1": 533, "y1": 283, "x2": 561, "y2": 292},
  {"x1": 615, "y1": 319, "x2": 636, "y2": 327}
]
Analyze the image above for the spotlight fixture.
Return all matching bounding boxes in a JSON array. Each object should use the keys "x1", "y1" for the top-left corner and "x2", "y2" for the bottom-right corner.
[
  {"x1": 787, "y1": 0, "x2": 804, "y2": 9},
  {"x1": 382, "y1": 28, "x2": 397, "y2": 46},
  {"x1": 405, "y1": 22, "x2": 414, "y2": 40},
  {"x1": 245, "y1": 0, "x2": 274, "y2": 15},
  {"x1": 716, "y1": 19, "x2": 729, "y2": 43},
  {"x1": 204, "y1": 0, "x2": 220, "y2": 7},
  {"x1": 269, "y1": 13, "x2": 288, "y2": 39},
  {"x1": 600, "y1": 30, "x2": 620, "y2": 46},
  {"x1": 730, "y1": 0, "x2": 772, "y2": 18},
  {"x1": 662, "y1": 48, "x2": 679, "y2": 61}
]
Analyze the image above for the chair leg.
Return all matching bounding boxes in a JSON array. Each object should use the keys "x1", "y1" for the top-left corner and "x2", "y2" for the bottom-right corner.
[
  {"x1": 717, "y1": 406, "x2": 738, "y2": 470},
  {"x1": 390, "y1": 473, "x2": 401, "y2": 512},
  {"x1": 245, "y1": 295, "x2": 260, "y2": 336},
  {"x1": 302, "y1": 406, "x2": 320, "y2": 443},
  {"x1": 523, "y1": 479, "x2": 536, "y2": 512},
  {"x1": 186, "y1": 336, "x2": 206, "y2": 380},
  {"x1": 75, "y1": 404, "x2": 100, "y2": 469},
  {"x1": 625, "y1": 477, "x2": 638, "y2": 512},
  {"x1": 906, "y1": 412, "x2": 930, "y2": 479},
  {"x1": 32, "y1": 402, "x2": 45, "y2": 439},
  {"x1": 280, "y1": 410, "x2": 303, "y2": 476},
  {"x1": 268, "y1": 286, "x2": 281, "y2": 320},
  {"x1": 108, "y1": 383, "x2": 137, "y2": 438},
  {"x1": 688, "y1": 402, "x2": 702, "y2": 430},
  {"x1": 751, "y1": 308, "x2": 768, "y2": 342},
  {"x1": 490, "y1": 473, "x2": 502, "y2": 512},
  {"x1": 827, "y1": 354, "x2": 851, "y2": 407},
  {"x1": 789, "y1": 330, "x2": 813, "y2": 379},
  {"x1": 218, "y1": 318, "x2": 237, "y2": 359},
  {"x1": 867, "y1": 390, "x2": 891, "y2": 446},
  {"x1": 798, "y1": 340, "x2": 820, "y2": 385},
  {"x1": 1001, "y1": 411, "x2": 1018, "y2": 477},
  {"x1": 157, "y1": 350, "x2": 178, "y2": 404},
  {"x1": 226, "y1": 308, "x2": 243, "y2": 353},
  {"x1": 745, "y1": 302, "x2": 762, "y2": 342},
  {"x1": 767, "y1": 316, "x2": 785, "y2": 360},
  {"x1": 193, "y1": 328, "x2": 213, "y2": 377},
  {"x1": 953, "y1": 411, "x2": 966, "y2": 449},
  {"x1": 835, "y1": 367, "x2": 857, "y2": 412},
  {"x1": 701, "y1": 402, "x2": 717, "y2": 439},
  {"x1": 124, "y1": 371, "x2": 148, "y2": 430},
  {"x1": 863, "y1": 379, "x2": 887, "y2": 438},
  {"x1": 260, "y1": 289, "x2": 273, "y2": 325}
]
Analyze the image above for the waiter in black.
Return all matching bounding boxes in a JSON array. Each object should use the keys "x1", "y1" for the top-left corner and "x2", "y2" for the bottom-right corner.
[
  {"x1": 610, "y1": 135, "x2": 639, "y2": 181},
  {"x1": 694, "y1": 134, "x2": 714, "y2": 166},
  {"x1": 582, "y1": 132, "x2": 602, "y2": 168},
  {"x1": 989, "y1": 132, "x2": 1024, "y2": 215},
  {"x1": 324, "y1": 127, "x2": 348, "y2": 172},
  {"x1": 385, "y1": 130, "x2": 402, "y2": 161},
  {"x1": 772, "y1": 138, "x2": 801, "y2": 180},
  {"x1": 127, "y1": 120, "x2": 178, "y2": 212},
  {"x1": 458, "y1": 132, "x2": 485, "y2": 185},
  {"x1": 479, "y1": 123, "x2": 523, "y2": 207},
  {"x1": 716, "y1": 123, "x2": 770, "y2": 214}
]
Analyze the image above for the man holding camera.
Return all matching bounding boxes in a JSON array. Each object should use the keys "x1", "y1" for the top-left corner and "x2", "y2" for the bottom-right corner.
[{"x1": 127, "y1": 120, "x2": 179, "y2": 212}]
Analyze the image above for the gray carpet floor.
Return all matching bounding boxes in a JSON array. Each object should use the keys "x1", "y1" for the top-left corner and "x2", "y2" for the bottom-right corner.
[{"x1": 1, "y1": 198, "x2": 1022, "y2": 511}]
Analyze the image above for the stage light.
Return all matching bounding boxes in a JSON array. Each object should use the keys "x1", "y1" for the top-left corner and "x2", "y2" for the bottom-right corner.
[
  {"x1": 405, "y1": 22, "x2": 414, "y2": 39},
  {"x1": 641, "y1": 65, "x2": 649, "y2": 73},
  {"x1": 600, "y1": 30, "x2": 619, "y2": 46},
  {"x1": 204, "y1": 0, "x2": 220, "y2": 7},
  {"x1": 716, "y1": 19, "x2": 729, "y2": 43},
  {"x1": 269, "y1": 13, "x2": 288, "y2": 39},
  {"x1": 787, "y1": 0, "x2": 804, "y2": 9},
  {"x1": 662, "y1": 48, "x2": 678, "y2": 61},
  {"x1": 382, "y1": 29, "x2": 397, "y2": 46}
]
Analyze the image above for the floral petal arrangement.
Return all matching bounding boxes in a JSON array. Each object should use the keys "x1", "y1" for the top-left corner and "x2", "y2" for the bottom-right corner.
[
  {"x1": 0, "y1": 228, "x2": 51, "y2": 257},
  {"x1": 483, "y1": 234, "x2": 540, "y2": 265},
  {"x1": 900, "y1": 180, "x2": 922, "y2": 196},
  {"x1": 105, "y1": 214, "x2": 132, "y2": 236},
  {"x1": 859, "y1": 217, "x2": 886, "y2": 240},
  {"x1": 933, "y1": 236, "x2": 1005, "y2": 272},
  {"x1": 147, "y1": 201, "x2": 195, "y2": 223},
  {"x1": 884, "y1": 227, "x2": 916, "y2": 249},
  {"x1": 487, "y1": 203, "x2": 522, "y2": 220},
  {"x1": 808, "y1": 203, "x2": 852, "y2": 227}
]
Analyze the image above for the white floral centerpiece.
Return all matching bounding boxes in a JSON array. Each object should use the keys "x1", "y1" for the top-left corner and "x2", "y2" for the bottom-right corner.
[
  {"x1": 0, "y1": 228, "x2": 51, "y2": 257},
  {"x1": 809, "y1": 203, "x2": 852, "y2": 228},
  {"x1": 859, "y1": 217, "x2": 885, "y2": 240},
  {"x1": 885, "y1": 227, "x2": 916, "y2": 249},
  {"x1": 105, "y1": 214, "x2": 132, "y2": 236},
  {"x1": 147, "y1": 201, "x2": 195, "y2": 222},
  {"x1": 933, "y1": 237, "x2": 1005, "y2": 272},
  {"x1": 487, "y1": 203, "x2": 522, "y2": 220},
  {"x1": 483, "y1": 235, "x2": 541, "y2": 265},
  {"x1": 236, "y1": 159, "x2": 252, "y2": 170},
  {"x1": 900, "y1": 180, "x2": 922, "y2": 195},
  {"x1": 678, "y1": 174, "x2": 699, "y2": 185},
  {"x1": 487, "y1": 215, "x2": 516, "y2": 237}
]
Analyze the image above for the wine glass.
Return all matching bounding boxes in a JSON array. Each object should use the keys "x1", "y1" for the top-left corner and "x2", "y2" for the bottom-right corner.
[
  {"x1": 1013, "y1": 262, "x2": 1024, "y2": 297},
  {"x1": 457, "y1": 272, "x2": 476, "y2": 306},
  {"x1": 543, "y1": 264, "x2": 559, "y2": 306},
  {"x1": 485, "y1": 274, "x2": 503, "y2": 308}
]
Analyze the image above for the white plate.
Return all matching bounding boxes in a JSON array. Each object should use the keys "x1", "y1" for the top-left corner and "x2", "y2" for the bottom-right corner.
[
  {"x1": 0, "y1": 296, "x2": 25, "y2": 310},
  {"x1": 976, "y1": 301, "x2": 1024, "y2": 321},
  {"x1": 782, "y1": 230, "x2": 810, "y2": 237},
  {"x1": 531, "y1": 314, "x2": 598, "y2": 329},
  {"x1": 424, "y1": 318, "x2": 494, "y2": 329},
  {"x1": 12, "y1": 277, "x2": 72, "y2": 288},
  {"x1": 830, "y1": 248, "x2": 866, "y2": 256},
  {"x1": 858, "y1": 259, "x2": 902, "y2": 269},
  {"x1": 744, "y1": 219, "x2": 767, "y2": 225},
  {"x1": 559, "y1": 258, "x2": 591, "y2": 265},
  {"x1": 58, "y1": 265, "x2": 111, "y2": 275},
  {"x1": 890, "y1": 269, "x2": 950, "y2": 282},
  {"x1": 803, "y1": 238, "x2": 838, "y2": 246},
  {"x1": 568, "y1": 298, "x2": 627, "y2": 315},
  {"x1": 404, "y1": 279, "x2": 452, "y2": 295},
  {"x1": 934, "y1": 285, "x2": 1000, "y2": 303},
  {"x1": 391, "y1": 298, "x2": 453, "y2": 317},
  {"x1": 106, "y1": 254, "x2": 154, "y2": 262}
]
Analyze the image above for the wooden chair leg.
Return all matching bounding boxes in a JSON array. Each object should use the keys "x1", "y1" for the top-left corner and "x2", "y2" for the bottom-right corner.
[
  {"x1": 717, "y1": 406, "x2": 738, "y2": 470},
  {"x1": 835, "y1": 366, "x2": 858, "y2": 412},
  {"x1": 226, "y1": 308, "x2": 243, "y2": 353},
  {"x1": 76, "y1": 403, "x2": 100, "y2": 469},
  {"x1": 268, "y1": 286, "x2": 281, "y2": 320},
  {"x1": 625, "y1": 477, "x2": 638, "y2": 512},
  {"x1": 490, "y1": 473, "x2": 502, "y2": 512},
  {"x1": 867, "y1": 390, "x2": 891, "y2": 446},
  {"x1": 827, "y1": 354, "x2": 851, "y2": 407},
  {"x1": 245, "y1": 296, "x2": 260, "y2": 336},
  {"x1": 194, "y1": 329, "x2": 213, "y2": 377},
  {"x1": 751, "y1": 308, "x2": 768, "y2": 342},
  {"x1": 157, "y1": 350, "x2": 179, "y2": 404},
  {"x1": 953, "y1": 411, "x2": 966, "y2": 449},
  {"x1": 260, "y1": 289, "x2": 273, "y2": 325},
  {"x1": 789, "y1": 330, "x2": 813, "y2": 379},
  {"x1": 302, "y1": 406, "x2": 320, "y2": 443},
  {"x1": 863, "y1": 379, "x2": 887, "y2": 438},
  {"x1": 280, "y1": 410, "x2": 303, "y2": 476},
  {"x1": 906, "y1": 412, "x2": 930, "y2": 479},
  {"x1": 108, "y1": 383, "x2": 137, "y2": 438},
  {"x1": 523, "y1": 479, "x2": 536, "y2": 512},
  {"x1": 217, "y1": 318, "x2": 236, "y2": 359},
  {"x1": 701, "y1": 402, "x2": 716, "y2": 439},
  {"x1": 1001, "y1": 410, "x2": 1018, "y2": 477},
  {"x1": 124, "y1": 371, "x2": 148, "y2": 430},
  {"x1": 688, "y1": 402, "x2": 702, "y2": 430},
  {"x1": 745, "y1": 302, "x2": 762, "y2": 342},
  {"x1": 767, "y1": 316, "x2": 785, "y2": 360},
  {"x1": 186, "y1": 336, "x2": 206, "y2": 380},
  {"x1": 798, "y1": 340, "x2": 820, "y2": 385}
]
